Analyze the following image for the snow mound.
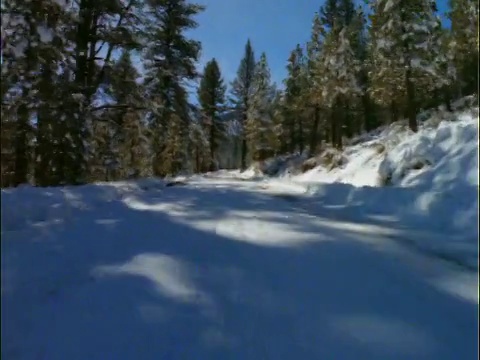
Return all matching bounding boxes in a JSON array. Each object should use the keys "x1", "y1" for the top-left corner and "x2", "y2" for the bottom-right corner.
[
  {"x1": 237, "y1": 100, "x2": 477, "y2": 268},
  {"x1": 300, "y1": 106, "x2": 478, "y2": 268},
  {"x1": 379, "y1": 112, "x2": 478, "y2": 187},
  {"x1": 1, "y1": 178, "x2": 166, "y2": 233}
]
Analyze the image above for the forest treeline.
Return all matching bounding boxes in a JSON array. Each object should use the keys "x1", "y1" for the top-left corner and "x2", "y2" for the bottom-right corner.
[{"x1": 1, "y1": 0, "x2": 478, "y2": 186}]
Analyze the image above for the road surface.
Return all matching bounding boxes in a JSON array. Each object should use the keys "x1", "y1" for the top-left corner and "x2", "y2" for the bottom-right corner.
[{"x1": 1, "y1": 177, "x2": 478, "y2": 359}]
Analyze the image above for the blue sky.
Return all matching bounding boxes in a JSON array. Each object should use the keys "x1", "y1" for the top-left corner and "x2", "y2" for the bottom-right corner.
[
  {"x1": 190, "y1": 0, "x2": 321, "y2": 87},
  {"x1": 188, "y1": 0, "x2": 451, "y2": 91}
]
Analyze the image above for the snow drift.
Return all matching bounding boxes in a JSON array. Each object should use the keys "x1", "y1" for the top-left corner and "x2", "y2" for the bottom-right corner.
[{"x1": 238, "y1": 99, "x2": 479, "y2": 268}]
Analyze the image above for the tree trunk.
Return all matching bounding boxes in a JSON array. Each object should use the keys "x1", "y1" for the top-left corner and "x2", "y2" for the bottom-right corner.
[
  {"x1": 289, "y1": 114, "x2": 296, "y2": 153},
  {"x1": 405, "y1": 68, "x2": 418, "y2": 132},
  {"x1": 240, "y1": 138, "x2": 247, "y2": 170},
  {"x1": 390, "y1": 101, "x2": 399, "y2": 124},
  {"x1": 14, "y1": 104, "x2": 29, "y2": 186},
  {"x1": 35, "y1": 110, "x2": 51, "y2": 186},
  {"x1": 309, "y1": 106, "x2": 321, "y2": 157},
  {"x1": 330, "y1": 109, "x2": 336, "y2": 145},
  {"x1": 209, "y1": 116, "x2": 216, "y2": 171},
  {"x1": 444, "y1": 89, "x2": 452, "y2": 112},
  {"x1": 399, "y1": 8, "x2": 418, "y2": 133},
  {"x1": 298, "y1": 114, "x2": 304, "y2": 154},
  {"x1": 363, "y1": 94, "x2": 376, "y2": 132},
  {"x1": 336, "y1": 98, "x2": 344, "y2": 149},
  {"x1": 195, "y1": 145, "x2": 200, "y2": 173}
]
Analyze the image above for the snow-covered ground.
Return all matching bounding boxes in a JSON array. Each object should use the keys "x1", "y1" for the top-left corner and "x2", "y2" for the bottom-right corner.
[
  {"x1": 234, "y1": 104, "x2": 479, "y2": 269},
  {"x1": 1, "y1": 101, "x2": 478, "y2": 359},
  {"x1": 1, "y1": 176, "x2": 478, "y2": 359}
]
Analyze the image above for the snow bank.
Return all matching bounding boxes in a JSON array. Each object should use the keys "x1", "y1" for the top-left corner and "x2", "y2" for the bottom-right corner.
[
  {"x1": 213, "y1": 100, "x2": 476, "y2": 268},
  {"x1": 295, "y1": 106, "x2": 478, "y2": 268},
  {"x1": 1, "y1": 178, "x2": 166, "y2": 233},
  {"x1": 379, "y1": 112, "x2": 478, "y2": 187}
]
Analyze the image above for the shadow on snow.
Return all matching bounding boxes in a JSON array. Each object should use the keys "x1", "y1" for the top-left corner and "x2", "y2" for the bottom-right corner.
[{"x1": 1, "y1": 182, "x2": 478, "y2": 360}]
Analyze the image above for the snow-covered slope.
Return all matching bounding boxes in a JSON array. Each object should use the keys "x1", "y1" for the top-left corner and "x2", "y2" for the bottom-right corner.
[
  {"x1": 228, "y1": 101, "x2": 479, "y2": 268},
  {"x1": 293, "y1": 105, "x2": 478, "y2": 188}
]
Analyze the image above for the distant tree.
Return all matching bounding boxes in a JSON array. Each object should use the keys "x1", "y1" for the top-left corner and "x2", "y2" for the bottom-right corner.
[
  {"x1": 320, "y1": 0, "x2": 356, "y2": 29},
  {"x1": 109, "y1": 51, "x2": 150, "y2": 179},
  {"x1": 245, "y1": 53, "x2": 276, "y2": 161},
  {"x1": 283, "y1": 44, "x2": 306, "y2": 153},
  {"x1": 320, "y1": 26, "x2": 362, "y2": 148},
  {"x1": 198, "y1": 58, "x2": 226, "y2": 171},
  {"x1": 305, "y1": 13, "x2": 327, "y2": 155},
  {"x1": 231, "y1": 39, "x2": 256, "y2": 170}
]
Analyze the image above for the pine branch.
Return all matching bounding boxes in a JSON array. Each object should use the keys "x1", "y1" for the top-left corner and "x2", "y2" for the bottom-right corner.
[
  {"x1": 94, "y1": 0, "x2": 136, "y2": 90},
  {"x1": 90, "y1": 104, "x2": 147, "y2": 112}
]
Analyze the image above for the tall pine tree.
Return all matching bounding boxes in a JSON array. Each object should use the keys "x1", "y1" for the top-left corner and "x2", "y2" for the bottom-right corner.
[
  {"x1": 245, "y1": 53, "x2": 276, "y2": 162},
  {"x1": 369, "y1": 0, "x2": 443, "y2": 131},
  {"x1": 231, "y1": 39, "x2": 256, "y2": 170},
  {"x1": 198, "y1": 58, "x2": 226, "y2": 171},
  {"x1": 143, "y1": 0, "x2": 204, "y2": 176},
  {"x1": 449, "y1": 0, "x2": 479, "y2": 96},
  {"x1": 283, "y1": 44, "x2": 306, "y2": 153}
]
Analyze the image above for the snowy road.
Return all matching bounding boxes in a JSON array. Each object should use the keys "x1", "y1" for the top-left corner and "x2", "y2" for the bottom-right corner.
[{"x1": 1, "y1": 177, "x2": 478, "y2": 359}]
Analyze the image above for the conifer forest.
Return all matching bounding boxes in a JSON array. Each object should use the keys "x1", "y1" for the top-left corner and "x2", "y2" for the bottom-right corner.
[{"x1": 1, "y1": 0, "x2": 478, "y2": 186}]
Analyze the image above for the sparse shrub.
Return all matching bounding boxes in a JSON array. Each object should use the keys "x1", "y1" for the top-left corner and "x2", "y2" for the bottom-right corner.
[
  {"x1": 374, "y1": 143, "x2": 386, "y2": 154},
  {"x1": 318, "y1": 149, "x2": 348, "y2": 171},
  {"x1": 301, "y1": 157, "x2": 319, "y2": 172}
]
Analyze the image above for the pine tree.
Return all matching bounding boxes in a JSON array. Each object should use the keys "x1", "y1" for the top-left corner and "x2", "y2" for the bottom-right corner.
[
  {"x1": 320, "y1": 0, "x2": 356, "y2": 29},
  {"x1": 231, "y1": 39, "x2": 256, "y2": 170},
  {"x1": 348, "y1": 7, "x2": 376, "y2": 134},
  {"x1": 369, "y1": 0, "x2": 442, "y2": 132},
  {"x1": 35, "y1": 57, "x2": 60, "y2": 186},
  {"x1": 189, "y1": 109, "x2": 210, "y2": 173},
  {"x1": 449, "y1": 0, "x2": 479, "y2": 95},
  {"x1": 270, "y1": 90, "x2": 287, "y2": 155},
  {"x1": 107, "y1": 51, "x2": 150, "y2": 179},
  {"x1": 283, "y1": 44, "x2": 306, "y2": 153},
  {"x1": 143, "y1": 0, "x2": 204, "y2": 176},
  {"x1": 367, "y1": 0, "x2": 405, "y2": 125},
  {"x1": 422, "y1": 24, "x2": 457, "y2": 110},
  {"x1": 305, "y1": 13, "x2": 327, "y2": 155},
  {"x1": 1, "y1": 0, "x2": 71, "y2": 186},
  {"x1": 198, "y1": 58, "x2": 226, "y2": 171},
  {"x1": 245, "y1": 53, "x2": 276, "y2": 162},
  {"x1": 320, "y1": 26, "x2": 362, "y2": 148},
  {"x1": 66, "y1": 0, "x2": 146, "y2": 183},
  {"x1": 1, "y1": 108, "x2": 17, "y2": 187}
]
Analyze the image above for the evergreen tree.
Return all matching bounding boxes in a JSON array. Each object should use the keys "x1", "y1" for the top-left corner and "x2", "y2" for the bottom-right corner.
[
  {"x1": 349, "y1": 7, "x2": 377, "y2": 134},
  {"x1": 283, "y1": 44, "x2": 306, "y2": 153},
  {"x1": 449, "y1": 0, "x2": 479, "y2": 95},
  {"x1": 67, "y1": 0, "x2": 144, "y2": 183},
  {"x1": 198, "y1": 58, "x2": 226, "y2": 171},
  {"x1": 320, "y1": 26, "x2": 362, "y2": 148},
  {"x1": 108, "y1": 51, "x2": 150, "y2": 179},
  {"x1": 245, "y1": 53, "x2": 276, "y2": 161},
  {"x1": 270, "y1": 90, "x2": 287, "y2": 155},
  {"x1": 231, "y1": 39, "x2": 256, "y2": 170},
  {"x1": 189, "y1": 113, "x2": 210, "y2": 173},
  {"x1": 143, "y1": 0, "x2": 204, "y2": 176},
  {"x1": 368, "y1": 0, "x2": 443, "y2": 132},
  {"x1": 305, "y1": 13, "x2": 327, "y2": 155},
  {"x1": 320, "y1": 0, "x2": 356, "y2": 29},
  {"x1": 1, "y1": 0, "x2": 71, "y2": 186}
]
